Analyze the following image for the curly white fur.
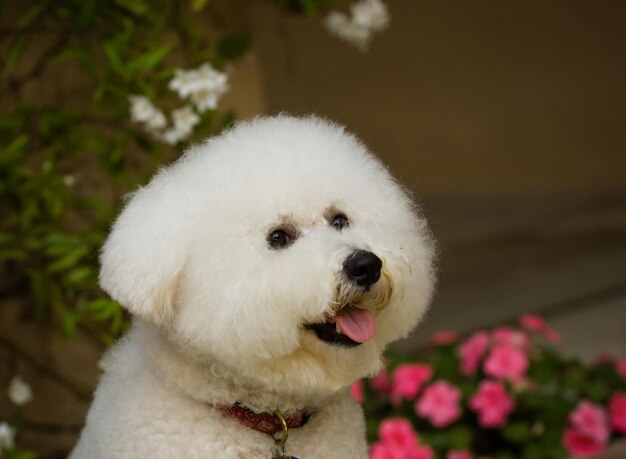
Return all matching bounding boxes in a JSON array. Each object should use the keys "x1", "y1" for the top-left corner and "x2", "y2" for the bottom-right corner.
[{"x1": 71, "y1": 115, "x2": 435, "y2": 459}]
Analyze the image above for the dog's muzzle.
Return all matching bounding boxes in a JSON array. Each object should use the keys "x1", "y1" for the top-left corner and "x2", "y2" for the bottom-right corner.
[
  {"x1": 342, "y1": 250, "x2": 382, "y2": 289},
  {"x1": 304, "y1": 249, "x2": 391, "y2": 347}
]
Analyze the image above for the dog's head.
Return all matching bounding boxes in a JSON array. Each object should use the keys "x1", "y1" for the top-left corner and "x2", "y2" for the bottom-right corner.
[{"x1": 100, "y1": 115, "x2": 435, "y2": 395}]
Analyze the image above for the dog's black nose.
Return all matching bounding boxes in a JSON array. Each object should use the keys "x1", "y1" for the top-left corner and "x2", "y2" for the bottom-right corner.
[{"x1": 343, "y1": 250, "x2": 383, "y2": 288}]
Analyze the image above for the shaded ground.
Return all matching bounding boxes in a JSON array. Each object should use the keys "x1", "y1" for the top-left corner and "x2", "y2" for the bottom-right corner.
[{"x1": 398, "y1": 190, "x2": 626, "y2": 362}]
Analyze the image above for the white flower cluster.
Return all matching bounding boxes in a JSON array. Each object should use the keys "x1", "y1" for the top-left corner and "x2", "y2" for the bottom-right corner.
[
  {"x1": 128, "y1": 62, "x2": 229, "y2": 145},
  {"x1": 8, "y1": 376, "x2": 32, "y2": 406},
  {"x1": 129, "y1": 95, "x2": 167, "y2": 133},
  {"x1": 324, "y1": 0, "x2": 390, "y2": 51},
  {"x1": 0, "y1": 422, "x2": 14, "y2": 452},
  {"x1": 169, "y1": 63, "x2": 229, "y2": 112},
  {"x1": 161, "y1": 106, "x2": 200, "y2": 145}
]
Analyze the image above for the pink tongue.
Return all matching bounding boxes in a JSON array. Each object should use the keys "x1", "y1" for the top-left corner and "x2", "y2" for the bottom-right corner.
[{"x1": 335, "y1": 307, "x2": 376, "y2": 343}]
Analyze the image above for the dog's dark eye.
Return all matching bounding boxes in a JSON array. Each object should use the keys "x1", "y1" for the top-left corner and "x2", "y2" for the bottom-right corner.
[
  {"x1": 332, "y1": 214, "x2": 349, "y2": 230},
  {"x1": 267, "y1": 229, "x2": 291, "y2": 249}
]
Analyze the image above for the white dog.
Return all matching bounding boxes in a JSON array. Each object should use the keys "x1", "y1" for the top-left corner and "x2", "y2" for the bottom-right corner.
[{"x1": 71, "y1": 115, "x2": 435, "y2": 459}]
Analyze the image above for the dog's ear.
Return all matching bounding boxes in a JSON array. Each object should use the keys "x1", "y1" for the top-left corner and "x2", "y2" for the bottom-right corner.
[{"x1": 99, "y1": 174, "x2": 190, "y2": 324}]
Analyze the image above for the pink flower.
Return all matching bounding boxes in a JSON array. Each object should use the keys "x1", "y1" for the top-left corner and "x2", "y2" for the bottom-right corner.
[
  {"x1": 351, "y1": 379, "x2": 364, "y2": 404},
  {"x1": 370, "y1": 418, "x2": 434, "y2": 459},
  {"x1": 371, "y1": 443, "x2": 435, "y2": 459},
  {"x1": 391, "y1": 364, "x2": 433, "y2": 405},
  {"x1": 483, "y1": 345, "x2": 528, "y2": 381},
  {"x1": 569, "y1": 400, "x2": 609, "y2": 444},
  {"x1": 372, "y1": 370, "x2": 392, "y2": 395},
  {"x1": 562, "y1": 401, "x2": 610, "y2": 457},
  {"x1": 379, "y1": 418, "x2": 419, "y2": 449},
  {"x1": 459, "y1": 331, "x2": 490, "y2": 375},
  {"x1": 491, "y1": 327, "x2": 530, "y2": 349},
  {"x1": 370, "y1": 442, "x2": 398, "y2": 459},
  {"x1": 609, "y1": 392, "x2": 626, "y2": 434},
  {"x1": 432, "y1": 330, "x2": 458, "y2": 345},
  {"x1": 544, "y1": 328, "x2": 561, "y2": 344},
  {"x1": 616, "y1": 359, "x2": 626, "y2": 380},
  {"x1": 411, "y1": 445, "x2": 435, "y2": 459},
  {"x1": 520, "y1": 314, "x2": 546, "y2": 331},
  {"x1": 447, "y1": 451, "x2": 472, "y2": 459},
  {"x1": 469, "y1": 380, "x2": 515, "y2": 428},
  {"x1": 563, "y1": 427, "x2": 606, "y2": 457},
  {"x1": 371, "y1": 442, "x2": 414, "y2": 459},
  {"x1": 520, "y1": 314, "x2": 561, "y2": 343},
  {"x1": 416, "y1": 381, "x2": 462, "y2": 427}
]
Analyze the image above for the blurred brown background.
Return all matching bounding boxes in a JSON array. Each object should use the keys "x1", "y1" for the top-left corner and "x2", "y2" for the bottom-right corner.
[
  {"x1": 247, "y1": 0, "x2": 626, "y2": 353},
  {"x1": 2, "y1": 0, "x2": 626, "y2": 457},
  {"x1": 252, "y1": 0, "x2": 626, "y2": 195}
]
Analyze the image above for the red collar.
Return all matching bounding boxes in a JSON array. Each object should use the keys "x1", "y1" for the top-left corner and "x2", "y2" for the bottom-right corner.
[{"x1": 219, "y1": 403, "x2": 309, "y2": 435}]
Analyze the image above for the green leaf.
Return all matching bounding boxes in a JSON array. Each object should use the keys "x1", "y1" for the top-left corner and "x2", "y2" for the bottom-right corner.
[
  {"x1": 0, "y1": 231, "x2": 13, "y2": 245},
  {"x1": 28, "y1": 270, "x2": 48, "y2": 318},
  {"x1": 42, "y1": 232, "x2": 82, "y2": 247},
  {"x1": 584, "y1": 379, "x2": 610, "y2": 402},
  {"x1": 0, "y1": 135, "x2": 28, "y2": 167},
  {"x1": 522, "y1": 443, "x2": 545, "y2": 459},
  {"x1": 65, "y1": 266, "x2": 93, "y2": 284},
  {"x1": 3, "y1": 34, "x2": 29, "y2": 76},
  {"x1": 502, "y1": 421, "x2": 531, "y2": 444},
  {"x1": 217, "y1": 33, "x2": 250, "y2": 60},
  {"x1": 83, "y1": 298, "x2": 122, "y2": 322},
  {"x1": 78, "y1": 0, "x2": 98, "y2": 26},
  {"x1": 128, "y1": 45, "x2": 171, "y2": 73},
  {"x1": 114, "y1": 0, "x2": 149, "y2": 17},
  {"x1": 47, "y1": 246, "x2": 89, "y2": 272},
  {"x1": 60, "y1": 308, "x2": 79, "y2": 337},
  {"x1": 4, "y1": 446, "x2": 37, "y2": 459},
  {"x1": 73, "y1": 196, "x2": 113, "y2": 217},
  {"x1": 189, "y1": 0, "x2": 210, "y2": 11},
  {"x1": 0, "y1": 247, "x2": 28, "y2": 261},
  {"x1": 103, "y1": 42, "x2": 125, "y2": 76},
  {"x1": 18, "y1": 0, "x2": 51, "y2": 27},
  {"x1": 52, "y1": 46, "x2": 87, "y2": 64},
  {"x1": 420, "y1": 430, "x2": 451, "y2": 449},
  {"x1": 446, "y1": 426, "x2": 472, "y2": 449}
]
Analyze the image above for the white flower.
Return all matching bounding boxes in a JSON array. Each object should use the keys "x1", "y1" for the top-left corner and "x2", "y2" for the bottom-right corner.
[
  {"x1": 324, "y1": 0, "x2": 390, "y2": 50},
  {"x1": 144, "y1": 111, "x2": 167, "y2": 132},
  {"x1": 324, "y1": 11, "x2": 372, "y2": 51},
  {"x1": 160, "y1": 106, "x2": 200, "y2": 145},
  {"x1": 128, "y1": 95, "x2": 155, "y2": 122},
  {"x1": 130, "y1": 63, "x2": 229, "y2": 145},
  {"x1": 168, "y1": 69, "x2": 199, "y2": 98},
  {"x1": 128, "y1": 95, "x2": 167, "y2": 132},
  {"x1": 0, "y1": 422, "x2": 15, "y2": 451},
  {"x1": 8, "y1": 375, "x2": 32, "y2": 406},
  {"x1": 168, "y1": 63, "x2": 229, "y2": 112},
  {"x1": 161, "y1": 128, "x2": 185, "y2": 145},
  {"x1": 172, "y1": 106, "x2": 200, "y2": 133},
  {"x1": 191, "y1": 88, "x2": 221, "y2": 112},
  {"x1": 351, "y1": 0, "x2": 389, "y2": 32},
  {"x1": 63, "y1": 175, "x2": 76, "y2": 187}
]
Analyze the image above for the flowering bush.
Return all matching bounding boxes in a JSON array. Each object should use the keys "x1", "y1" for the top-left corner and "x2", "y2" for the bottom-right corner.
[
  {"x1": 357, "y1": 315, "x2": 626, "y2": 458},
  {"x1": 1, "y1": 1, "x2": 389, "y2": 456},
  {"x1": 0, "y1": 0, "x2": 390, "y2": 343}
]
